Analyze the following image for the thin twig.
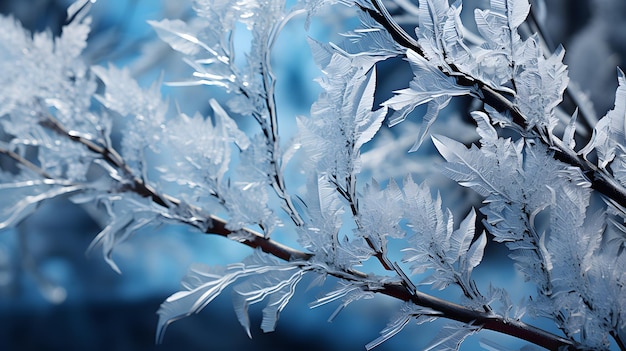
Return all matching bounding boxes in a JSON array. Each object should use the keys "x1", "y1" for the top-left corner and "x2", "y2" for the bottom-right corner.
[
  {"x1": 0, "y1": 146, "x2": 54, "y2": 179},
  {"x1": 261, "y1": 37, "x2": 305, "y2": 227}
]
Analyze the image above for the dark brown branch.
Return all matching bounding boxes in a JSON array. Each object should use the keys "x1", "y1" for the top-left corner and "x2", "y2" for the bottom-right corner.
[
  {"x1": 35, "y1": 107, "x2": 581, "y2": 350},
  {"x1": 380, "y1": 282, "x2": 577, "y2": 351}
]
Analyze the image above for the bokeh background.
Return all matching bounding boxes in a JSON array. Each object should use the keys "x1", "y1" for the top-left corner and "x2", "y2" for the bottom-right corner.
[{"x1": 0, "y1": 0, "x2": 625, "y2": 350}]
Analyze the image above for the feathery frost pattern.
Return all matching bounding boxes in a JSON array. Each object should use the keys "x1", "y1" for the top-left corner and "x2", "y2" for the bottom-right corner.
[{"x1": 1, "y1": 0, "x2": 626, "y2": 350}]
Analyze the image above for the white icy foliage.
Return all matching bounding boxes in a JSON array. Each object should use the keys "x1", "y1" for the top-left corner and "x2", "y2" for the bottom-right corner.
[
  {"x1": 434, "y1": 112, "x2": 623, "y2": 347},
  {"x1": 582, "y1": 68, "x2": 626, "y2": 174},
  {"x1": 224, "y1": 134, "x2": 278, "y2": 233},
  {"x1": 156, "y1": 250, "x2": 308, "y2": 342},
  {"x1": 85, "y1": 192, "x2": 162, "y2": 274},
  {"x1": 298, "y1": 48, "x2": 386, "y2": 181},
  {"x1": 513, "y1": 41, "x2": 568, "y2": 133},
  {"x1": 308, "y1": 10, "x2": 403, "y2": 72},
  {"x1": 0, "y1": 178, "x2": 86, "y2": 231},
  {"x1": 0, "y1": 11, "x2": 93, "y2": 124},
  {"x1": 359, "y1": 179, "x2": 405, "y2": 251},
  {"x1": 399, "y1": 177, "x2": 486, "y2": 298},
  {"x1": 92, "y1": 64, "x2": 167, "y2": 171},
  {"x1": 163, "y1": 100, "x2": 276, "y2": 233},
  {"x1": 365, "y1": 302, "x2": 440, "y2": 350},
  {"x1": 387, "y1": 0, "x2": 569, "y2": 143},
  {"x1": 0, "y1": 10, "x2": 101, "y2": 182},
  {"x1": 297, "y1": 175, "x2": 373, "y2": 268},
  {"x1": 357, "y1": 176, "x2": 488, "y2": 350},
  {"x1": 383, "y1": 49, "x2": 472, "y2": 150},
  {"x1": 150, "y1": 0, "x2": 289, "y2": 116}
]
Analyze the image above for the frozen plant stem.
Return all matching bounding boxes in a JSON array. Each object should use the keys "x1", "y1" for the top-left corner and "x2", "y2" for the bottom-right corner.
[
  {"x1": 260, "y1": 19, "x2": 304, "y2": 228},
  {"x1": 18, "y1": 110, "x2": 580, "y2": 350}
]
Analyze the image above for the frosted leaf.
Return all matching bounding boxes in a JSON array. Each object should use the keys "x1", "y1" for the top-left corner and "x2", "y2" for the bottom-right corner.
[
  {"x1": 316, "y1": 11, "x2": 403, "y2": 71},
  {"x1": 447, "y1": 209, "x2": 477, "y2": 264},
  {"x1": 86, "y1": 193, "x2": 161, "y2": 274},
  {"x1": 219, "y1": 133, "x2": 277, "y2": 234},
  {"x1": 398, "y1": 176, "x2": 485, "y2": 298},
  {"x1": 366, "y1": 302, "x2": 440, "y2": 350},
  {"x1": 415, "y1": 0, "x2": 451, "y2": 65},
  {"x1": 432, "y1": 135, "x2": 509, "y2": 197},
  {"x1": 433, "y1": 119, "x2": 618, "y2": 344},
  {"x1": 463, "y1": 231, "x2": 487, "y2": 276},
  {"x1": 157, "y1": 250, "x2": 306, "y2": 343},
  {"x1": 408, "y1": 96, "x2": 452, "y2": 152},
  {"x1": 57, "y1": 15, "x2": 91, "y2": 62},
  {"x1": 232, "y1": 262, "x2": 304, "y2": 336},
  {"x1": 581, "y1": 68, "x2": 626, "y2": 170},
  {"x1": 365, "y1": 310, "x2": 412, "y2": 350},
  {"x1": 384, "y1": 50, "x2": 470, "y2": 124},
  {"x1": 440, "y1": 1, "x2": 475, "y2": 72},
  {"x1": 0, "y1": 10, "x2": 96, "y2": 135},
  {"x1": 92, "y1": 63, "x2": 167, "y2": 171},
  {"x1": 501, "y1": 0, "x2": 531, "y2": 29},
  {"x1": 309, "y1": 280, "x2": 374, "y2": 323},
  {"x1": 470, "y1": 0, "x2": 528, "y2": 88},
  {"x1": 307, "y1": 36, "x2": 334, "y2": 71},
  {"x1": 148, "y1": 19, "x2": 208, "y2": 56},
  {"x1": 470, "y1": 111, "x2": 498, "y2": 144},
  {"x1": 66, "y1": 0, "x2": 95, "y2": 20},
  {"x1": 209, "y1": 99, "x2": 250, "y2": 150},
  {"x1": 352, "y1": 69, "x2": 387, "y2": 151},
  {"x1": 423, "y1": 322, "x2": 479, "y2": 351},
  {"x1": 359, "y1": 179, "x2": 405, "y2": 252},
  {"x1": 221, "y1": 179, "x2": 276, "y2": 234},
  {"x1": 327, "y1": 286, "x2": 375, "y2": 323},
  {"x1": 32, "y1": 134, "x2": 100, "y2": 181},
  {"x1": 92, "y1": 64, "x2": 167, "y2": 124},
  {"x1": 514, "y1": 43, "x2": 568, "y2": 132},
  {"x1": 157, "y1": 264, "x2": 242, "y2": 343},
  {"x1": 0, "y1": 181, "x2": 84, "y2": 231},
  {"x1": 562, "y1": 108, "x2": 579, "y2": 150},
  {"x1": 485, "y1": 284, "x2": 525, "y2": 320},
  {"x1": 384, "y1": 50, "x2": 471, "y2": 149},
  {"x1": 433, "y1": 134, "x2": 553, "y2": 282},
  {"x1": 297, "y1": 175, "x2": 371, "y2": 267},
  {"x1": 165, "y1": 99, "x2": 249, "y2": 198},
  {"x1": 300, "y1": 52, "x2": 386, "y2": 179}
]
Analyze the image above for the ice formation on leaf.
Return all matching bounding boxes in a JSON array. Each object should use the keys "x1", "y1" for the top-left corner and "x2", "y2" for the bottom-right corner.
[{"x1": 156, "y1": 250, "x2": 308, "y2": 342}]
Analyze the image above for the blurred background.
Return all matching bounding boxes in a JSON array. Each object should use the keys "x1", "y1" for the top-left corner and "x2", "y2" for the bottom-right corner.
[{"x1": 0, "y1": 0, "x2": 624, "y2": 350}]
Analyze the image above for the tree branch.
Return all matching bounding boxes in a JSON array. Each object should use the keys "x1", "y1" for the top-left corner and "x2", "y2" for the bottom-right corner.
[
  {"x1": 31, "y1": 108, "x2": 579, "y2": 350},
  {"x1": 380, "y1": 282, "x2": 577, "y2": 350},
  {"x1": 363, "y1": 0, "x2": 626, "y2": 211}
]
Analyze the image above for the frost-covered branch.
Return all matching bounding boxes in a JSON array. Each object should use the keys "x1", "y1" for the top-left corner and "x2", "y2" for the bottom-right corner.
[
  {"x1": 2, "y1": 0, "x2": 626, "y2": 350},
  {"x1": 365, "y1": 0, "x2": 626, "y2": 211},
  {"x1": 39, "y1": 111, "x2": 311, "y2": 262},
  {"x1": 25, "y1": 116, "x2": 573, "y2": 348},
  {"x1": 377, "y1": 281, "x2": 576, "y2": 350}
]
